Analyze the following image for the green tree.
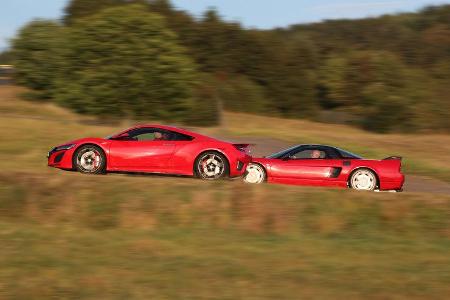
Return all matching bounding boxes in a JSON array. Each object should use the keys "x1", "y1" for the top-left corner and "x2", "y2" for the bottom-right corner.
[
  {"x1": 0, "y1": 50, "x2": 13, "y2": 64},
  {"x1": 215, "y1": 75, "x2": 271, "y2": 114},
  {"x1": 11, "y1": 20, "x2": 66, "y2": 98},
  {"x1": 54, "y1": 4, "x2": 202, "y2": 123},
  {"x1": 63, "y1": 0, "x2": 147, "y2": 25},
  {"x1": 317, "y1": 56, "x2": 349, "y2": 108},
  {"x1": 360, "y1": 84, "x2": 412, "y2": 133}
]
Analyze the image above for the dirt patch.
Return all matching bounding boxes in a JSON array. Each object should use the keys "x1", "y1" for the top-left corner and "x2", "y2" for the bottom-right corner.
[{"x1": 403, "y1": 175, "x2": 450, "y2": 195}]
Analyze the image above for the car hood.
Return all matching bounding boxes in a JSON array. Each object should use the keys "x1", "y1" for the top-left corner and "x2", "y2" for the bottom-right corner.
[{"x1": 56, "y1": 137, "x2": 107, "y2": 148}]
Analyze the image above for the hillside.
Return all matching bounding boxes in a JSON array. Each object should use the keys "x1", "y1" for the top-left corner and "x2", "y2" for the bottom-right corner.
[
  {"x1": 10, "y1": 2, "x2": 450, "y2": 133},
  {"x1": 1, "y1": 84, "x2": 450, "y2": 298}
]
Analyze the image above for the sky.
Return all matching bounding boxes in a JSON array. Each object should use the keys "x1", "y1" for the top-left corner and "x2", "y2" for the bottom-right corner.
[{"x1": 1, "y1": 0, "x2": 449, "y2": 50}]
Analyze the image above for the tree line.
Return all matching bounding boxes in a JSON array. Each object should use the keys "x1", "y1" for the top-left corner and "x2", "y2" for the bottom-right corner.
[{"x1": 7, "y1": 0, "x2": 450, "y2": 132}]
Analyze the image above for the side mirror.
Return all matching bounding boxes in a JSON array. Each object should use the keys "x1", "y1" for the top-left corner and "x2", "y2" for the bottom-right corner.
[{"x1": 281, "y1": 156, "x2": 291, "y2": 161}]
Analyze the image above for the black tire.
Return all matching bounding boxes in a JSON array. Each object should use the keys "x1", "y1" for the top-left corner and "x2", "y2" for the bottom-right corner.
[
  {"x1": 73, "y1": 145, "x2": 106, "y2": 174},
  {"x1": 194, "y1": 151, "x2": 229, "y2": 180}
]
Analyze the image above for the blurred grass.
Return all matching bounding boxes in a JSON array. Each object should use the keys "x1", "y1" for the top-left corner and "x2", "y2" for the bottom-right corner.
[
  {"x1": 0, "y1": 173, "x2": 449, "y2": 299},
  {"x1": 1, "y1": 84, "x2": 450, "y2": 298}
]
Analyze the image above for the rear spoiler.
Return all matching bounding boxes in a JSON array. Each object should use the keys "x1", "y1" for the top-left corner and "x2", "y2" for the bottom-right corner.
[
  {"x1": 232, "y1": 143, "x2": 254, "y2": 154},
  {"x1": 383, "y1": 156, "x2": 402, "y2": 160}
]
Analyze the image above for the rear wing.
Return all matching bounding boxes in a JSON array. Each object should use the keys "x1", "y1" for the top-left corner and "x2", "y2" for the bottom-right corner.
[
  {"x1": 232, "y1": 143, "x2": 254, "y2": 155},
  {"x1": 383, "y1": 156, "x2": 402, "y2": 160}
]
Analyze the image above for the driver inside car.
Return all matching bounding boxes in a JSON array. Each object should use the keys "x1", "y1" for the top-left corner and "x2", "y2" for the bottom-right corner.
[
  {"x1": 154, "y1": 132, "x2": 164, "y2": 141},
  {"x1": 311, "y1": 150, "x2": 322, "y2": 159}
]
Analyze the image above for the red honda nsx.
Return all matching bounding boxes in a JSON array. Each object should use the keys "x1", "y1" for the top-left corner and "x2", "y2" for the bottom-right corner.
[
  {"x1": 48, "y1": 125, "x2": 251, "y2": 180},
  {"x1": 243, "y1": 144, "x2": 404, "y2": 191}
]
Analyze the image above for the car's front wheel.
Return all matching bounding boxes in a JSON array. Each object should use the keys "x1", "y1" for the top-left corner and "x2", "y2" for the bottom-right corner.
[
  {"x1": 73, "y1": 145, "x2": 106, "y2": 174},
  {"x1": 195, "y1": 151, "x2": 229, "y2": 180},
  {"x1": 349, "y1": 168, "x2": 377, "y2": 191},
  {"x1": 243, "y1": 163, "x2": 266, "y2": 184}
]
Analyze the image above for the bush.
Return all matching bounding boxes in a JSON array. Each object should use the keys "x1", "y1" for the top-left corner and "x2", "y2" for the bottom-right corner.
[
  {"x1": 53, "y1": 5, "x2": 200, "y2": 123},
  {"x1": 11, "y1": 20, "x2": 66, "y2": 98},
  {"x1": 12, "y1": 5, "x2": 219, "y2": 126}
]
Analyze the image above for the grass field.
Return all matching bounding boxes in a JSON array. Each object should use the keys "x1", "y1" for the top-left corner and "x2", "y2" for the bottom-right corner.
[{"x1": 1, "y1": 84, "x2": 450, "y2": 299}]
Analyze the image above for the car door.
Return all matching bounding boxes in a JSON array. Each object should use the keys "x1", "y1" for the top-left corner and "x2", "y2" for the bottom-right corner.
[
  {"x1": 162, "y1": 130, "x2": 196, "y2": 174},
  {"x1": 108, "y1": 127, "x2": 176, "y2": 172},
  {"x1": 270, "y1": 146, "x2": 342, "y2": 185}
]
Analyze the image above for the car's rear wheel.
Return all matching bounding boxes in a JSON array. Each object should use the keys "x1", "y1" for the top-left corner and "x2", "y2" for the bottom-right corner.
[
  {"x1": 74, "y1": 145, "x2": 106, "y2": 174},
  {"x1": 349, "y1": 168, "x2": 377, "y2": 191},
  {"x1": 195, "y1": 151, "x2": 229, "y2": 180},
  {"x1": 243, "y1": 163, "x2": 266, "y2": 184}
]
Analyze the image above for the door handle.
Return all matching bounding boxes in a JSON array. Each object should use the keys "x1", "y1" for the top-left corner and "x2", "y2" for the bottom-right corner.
[{"x1": 163, "y1": 143, "x2": 175, "y2": 146}]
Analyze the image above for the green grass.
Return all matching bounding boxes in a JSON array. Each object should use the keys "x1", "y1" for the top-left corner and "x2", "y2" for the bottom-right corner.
[
  {"x1": 1, "y1": 223, "x2": 449, "y2": 300},
  {"x1": 1, "y1": 172, "x2": 450, "y2": 299}
]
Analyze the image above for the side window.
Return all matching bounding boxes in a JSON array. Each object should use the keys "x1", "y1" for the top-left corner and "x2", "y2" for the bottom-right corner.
[
  {"x1": 323, "y1": 147, "x2": 340, "y2": 159},
  {"x1": 136, "y1": 132, "x2": 157, "y2": 141},
  {"x1": 127, "y1": 128, "x2": 164, "y2": 141},
  {"x1": 169, "y1": 132, "x2": 194, "y2": 141},
  {"x1": 126, "y1": 128, "x2": 194, "y2": 142},
  {"x1": 289, "y1": 148, "x2": 326, "y2": 159}
]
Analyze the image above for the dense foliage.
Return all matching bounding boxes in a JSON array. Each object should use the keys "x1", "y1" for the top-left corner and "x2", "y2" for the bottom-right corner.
[
  {"x1": 12, "y1": 5, "x2": 216, "y2": 124},
  {"x1": 11, "y1": 21, "x2": 65, "y2": 99},
  {"x1": 0, "y1": 50, "x2": 12, "y2": 64},
  {"x1": 9, "y1": 0, "x2": 450, "y2": 131}
]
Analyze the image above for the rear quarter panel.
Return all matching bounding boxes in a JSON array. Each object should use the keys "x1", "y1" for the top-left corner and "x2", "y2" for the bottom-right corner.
[
  {"x1": 169, "y1": 140, "x2": 250, "y2": 176},
  {"x1": 346, "y1": 159, "x2": 404, "y2": 190}
]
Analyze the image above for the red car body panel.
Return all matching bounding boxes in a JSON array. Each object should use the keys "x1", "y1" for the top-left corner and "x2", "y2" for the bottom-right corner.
[
  {"x1": 48, "y1": 125, "x2": 251, "y2": 177},
  {"x1": 252, "y1": 151, "x2": 404, "y2": 191}
]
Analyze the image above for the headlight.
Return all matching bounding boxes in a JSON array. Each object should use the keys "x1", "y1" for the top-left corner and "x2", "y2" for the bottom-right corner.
[{"x1": 54, "y1": 144, "x2": 76, "y2": 151}]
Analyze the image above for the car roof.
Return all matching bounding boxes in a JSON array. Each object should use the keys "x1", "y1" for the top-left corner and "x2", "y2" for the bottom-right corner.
[
  {"x1": 291, "y1": 144, "x2": 363, "y2": 158},
  {"x1": 131, "y1": 124, "x2": 216, "y2": 141},
  {"x1": 294, "y1": 144, "x2": 337, "y2": 149}
]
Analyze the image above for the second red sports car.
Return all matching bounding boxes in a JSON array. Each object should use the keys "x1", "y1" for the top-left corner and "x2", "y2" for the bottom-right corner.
[
  {"x1": 48, "y1": 125, "x2": 251, "y2": 179},
  {"x1": 243, "y1": 144, "x2": 404, "y2": 191}
]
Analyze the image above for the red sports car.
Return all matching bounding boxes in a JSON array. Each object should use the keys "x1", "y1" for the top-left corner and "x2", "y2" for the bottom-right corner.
[
  {"x1": 48, "y1": 125, "x2": 251, "y2": 180},
  {"x1": 243, "y1": 144, "x2": 404, "y2": 191}
]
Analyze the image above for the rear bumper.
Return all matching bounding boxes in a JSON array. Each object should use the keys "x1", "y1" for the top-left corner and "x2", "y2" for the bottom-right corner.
[
  {"x1": 380, "y1": 173, "x2": 405, "y2": 191},
  {"x1": 229, "y1": 153, "x2": 252, "y2": 177}
]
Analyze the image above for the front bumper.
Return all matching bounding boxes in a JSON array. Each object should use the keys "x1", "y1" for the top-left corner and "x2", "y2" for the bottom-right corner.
[{"x1": 47, "y1": 148, "x2": 76, "y2": 169}]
